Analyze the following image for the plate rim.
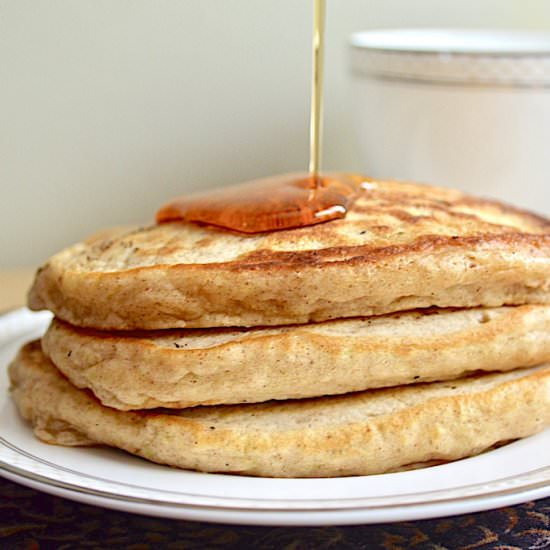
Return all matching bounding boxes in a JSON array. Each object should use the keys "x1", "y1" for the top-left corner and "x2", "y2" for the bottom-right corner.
[
  {"x1": 1, "y1": 464, "x2": 549, "y2": 526},
  {"x1": 1, "y1": 434, "x2": 549, "y2": 510}
]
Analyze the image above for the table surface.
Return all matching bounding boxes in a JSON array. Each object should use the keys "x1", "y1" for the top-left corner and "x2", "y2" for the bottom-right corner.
[
  {"x1": 0, "y1": 268, "x2": 549, "y2": 549},
  {"x1": 0, "y1": 269, "x2": 34, "y2": 313}
]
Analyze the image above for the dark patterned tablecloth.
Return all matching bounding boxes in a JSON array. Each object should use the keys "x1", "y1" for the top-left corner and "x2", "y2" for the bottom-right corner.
[{"x1": 0, "y1": 478, "x2": 548, "y2": 550}]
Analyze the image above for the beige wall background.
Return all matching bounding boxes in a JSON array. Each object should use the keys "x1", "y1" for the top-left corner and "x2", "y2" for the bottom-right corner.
[{"x1": 2, "y1": 0, "x2": 549, "y2": 266}]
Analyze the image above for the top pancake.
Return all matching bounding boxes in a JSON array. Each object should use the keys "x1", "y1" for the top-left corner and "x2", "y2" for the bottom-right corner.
[{"x1": 29, "y1": 178, "x2": 550, "y2": 329}]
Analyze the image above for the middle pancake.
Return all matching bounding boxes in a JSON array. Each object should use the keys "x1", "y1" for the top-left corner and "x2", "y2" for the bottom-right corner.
[{"x1": 42, "y1": 304, "x2": 550, "y2": 410}]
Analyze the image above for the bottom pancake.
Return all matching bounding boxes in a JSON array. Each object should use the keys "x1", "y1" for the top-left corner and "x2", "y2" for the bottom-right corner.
[{"x1": 9, "y1": 341, "x2": 550, "y2": 478}]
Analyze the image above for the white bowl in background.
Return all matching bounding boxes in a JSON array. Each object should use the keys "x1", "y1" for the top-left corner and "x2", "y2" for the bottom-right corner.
[{"x1": 349, "y1": 29, "x2": 550, "y2": 215}]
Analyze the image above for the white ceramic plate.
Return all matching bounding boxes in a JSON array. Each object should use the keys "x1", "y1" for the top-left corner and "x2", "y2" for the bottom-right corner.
[{"x1": 0, "y1": 309, "x2": 549, "y2": 526}]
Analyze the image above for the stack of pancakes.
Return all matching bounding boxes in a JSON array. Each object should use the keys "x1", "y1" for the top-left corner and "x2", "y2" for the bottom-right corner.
[{"x1": 9, "y1": 178, "x2": 550, "y2": 477}]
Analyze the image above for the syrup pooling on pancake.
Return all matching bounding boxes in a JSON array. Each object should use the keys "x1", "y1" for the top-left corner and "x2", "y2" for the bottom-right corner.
[{"x1": 156, "y1": 173, "x2": 371, "y2": 233}]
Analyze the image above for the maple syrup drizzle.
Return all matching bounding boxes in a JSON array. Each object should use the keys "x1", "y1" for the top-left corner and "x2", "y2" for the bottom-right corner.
[
  {"x1": 156, "y1": 0, "x2": 364, "y2": 234},
  {"x1": 309, "y1": 0, "x2": 325, "y2": 180},
  {"x1": 157, "y1": 173, "x2": 367, "y2": 233}
]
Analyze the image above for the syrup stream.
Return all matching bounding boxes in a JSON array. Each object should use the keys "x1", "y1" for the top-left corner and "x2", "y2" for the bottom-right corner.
[{"x1": 309, "y1": 0, "x2": 326, "y2": 181}]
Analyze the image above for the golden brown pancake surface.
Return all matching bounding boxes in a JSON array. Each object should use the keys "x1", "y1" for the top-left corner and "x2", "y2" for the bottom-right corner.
[{"x1": 28, "y1": 179, "x2": 550, "y2": 329}]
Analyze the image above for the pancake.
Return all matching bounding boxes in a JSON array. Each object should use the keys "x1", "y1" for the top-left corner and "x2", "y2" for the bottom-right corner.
[
  {"x1": 10, "y1": 342, "x2": 550, "y2": 478},
  {"x1": 42, "y1": 305, "x2": 550, "y2": 410},
  {"x1": 28, "y1": 178, "x2": 550, "y2": 330}
]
